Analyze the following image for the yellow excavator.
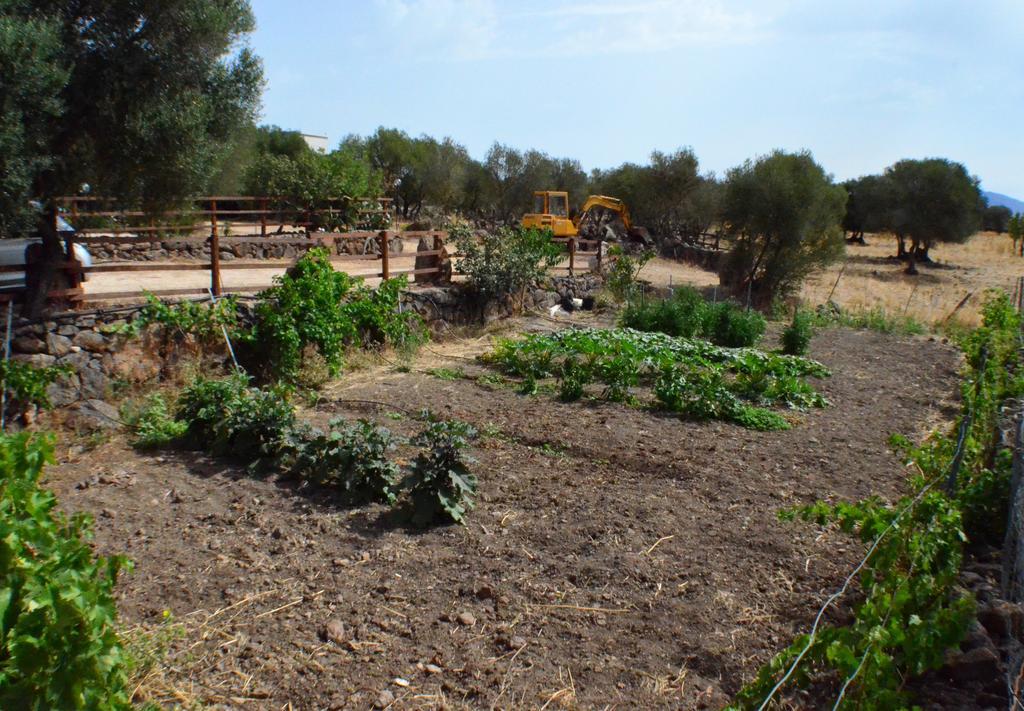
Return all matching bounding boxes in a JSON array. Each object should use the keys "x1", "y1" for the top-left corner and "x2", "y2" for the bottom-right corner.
[{"x1": 522, "y1": 191, "x2": 635, "y2": 238}]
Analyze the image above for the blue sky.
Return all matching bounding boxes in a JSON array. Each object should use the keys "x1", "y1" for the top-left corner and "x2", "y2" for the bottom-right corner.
[{"x1": 248, "y1": 0, "x2": 1024, "y2": 197}]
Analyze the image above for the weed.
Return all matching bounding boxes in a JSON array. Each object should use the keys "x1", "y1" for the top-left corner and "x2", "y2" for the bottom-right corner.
[
  {"x1": 121, "y1": 394, "x2": 188, "y2": 450},
  {"x1": 427, "y1": 367, "x2": 465, "y2": 381},
  {"x1": 404, "y1": 420, "x2": 478, "y2": 526},
  {"x1": 781, "y1": 309, "x2": 814, "y2": 355}
]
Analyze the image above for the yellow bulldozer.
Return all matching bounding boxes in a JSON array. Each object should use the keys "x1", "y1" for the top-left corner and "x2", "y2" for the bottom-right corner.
[{"x1": 522, "y1": 191, "x2": 640, "y2": 240}]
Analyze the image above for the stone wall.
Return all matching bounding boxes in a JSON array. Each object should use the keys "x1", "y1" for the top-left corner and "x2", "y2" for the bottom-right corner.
[{"x1": 87, "y1": 233, "x2": 413, "y2": 262}]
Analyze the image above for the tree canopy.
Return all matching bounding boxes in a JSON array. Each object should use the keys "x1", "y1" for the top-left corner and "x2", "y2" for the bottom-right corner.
[
  {"x1": 719, "y1": 150, "x2": 847, "y2": 306},
  {"x1": 882, "y1": 158, "x2": 982, "y2": 270}
]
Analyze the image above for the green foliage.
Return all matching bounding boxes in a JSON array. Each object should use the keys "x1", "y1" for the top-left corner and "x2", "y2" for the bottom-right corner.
[
  {"x1": 0, "y1": 432, "x2": 131, "y2": 708},
  {"x1": 621, "y1": 286, "x2": 765, "y2": 347},
  {"x1": 247, "y1": 248, "x2": 425, "y2": 381},
  {"x1": 781, "y1": 310, "x2": 814, "y2": 355},
  {"x1": 884, "y1": 158, "x2": 983, "y2": 251},
  {"x1": 117, "y1": 293, "x2": 239, "y2": 343},
  {"x1": 604, "y1": 246, "x2": 654, "y2": 302},
  {"x1": 0, "y1": 359, "x2": 68, "y2": 411},
  {"x1": 176, "y1": 375, "x2": 295, "y2": 463},
  {"x1": 1, "y1": 1, "x2": 261, "y2": 218},
  {"x1": 734, "y1": 290, "x2": 1023, "y2": 709},
  {"x1": 243, "y1": 150, "x2": 379, "y2": 229},
  {"x1": 719, "y1": 150, "x2": 847, "y2": 306},
  {"x1": 404, "y1": 420, "x2": 478, "y2": 526},
  {"x1": 451, "y1": 225, "x2": 563, "y2": 302},
  {"x1": 589, "y1": 148, "x2": 720, "y2": 239},
  {"x1": 284, "y1": 419, "x2": 401, "y2": 505},
  {"x1": 485, "y1": 328, "x2": 827, "y2": 430},
  {"x1": 982, "y1": 204, "x2": 1012, "y2": 233},
  {"x1": 427, "y1": 367, "x2": 465, "y2": 381},
  {"x1": 811, "y1": 304, "x2": 927, "y2": 336},
  {"x1": 121, "y1": 394, "x2": 187, "y2": 450}
]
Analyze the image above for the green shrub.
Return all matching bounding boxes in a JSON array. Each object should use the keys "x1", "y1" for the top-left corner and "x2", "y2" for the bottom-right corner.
[
  {"x1": 781, "y1": 310, "x2": 814, "y2": 355},
  {"x1": 605, "y1": 246, "x2": 654, "y2": 302},
  {"x1": 176, "y1": 375, "x2": 295, "y2": 462},
  {"x1": 705, "y1": 302, "x2": 765, "y2": 347},
  {"x1": 0, "y1": 360, "x2": 69, "y2": 414},
  {"x1": 286, "y1": 418, "x2": 401, "y2": 505},
  {"x1": 451, "y1": 225, "x2": 562, "y2": 303},
  {"x1": 0, "y1": 433, "x2": 131, "y2": 708},
  {"x1": 621, "y1": 287, "x2": 764, "y2": 347},
  {"x1": 247, "y1": 248, "x2": 425, "y2": 381},
  {"x1": 121, "y1": 394, "x2": 187, "y2": 449},
  {"x1": 404, "y1": 420, "x2": 478, "y2": 526},
  {"x1": 117, "y1": 293, "x2": 239, "y2": 343}
]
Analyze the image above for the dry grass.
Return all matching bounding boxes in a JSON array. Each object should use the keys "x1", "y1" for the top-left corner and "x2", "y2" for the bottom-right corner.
[
  {"x1": 639, "y1": 232, "x2": 1023, "y2": 328},
  {"x1": 800, "y1": 232, "x2": 1022, "y2": 328}
]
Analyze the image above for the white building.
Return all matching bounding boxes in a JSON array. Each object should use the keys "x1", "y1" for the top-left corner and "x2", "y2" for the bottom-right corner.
[{"x1": 301, "y1": 133, "x2": 328, "y2": 153}]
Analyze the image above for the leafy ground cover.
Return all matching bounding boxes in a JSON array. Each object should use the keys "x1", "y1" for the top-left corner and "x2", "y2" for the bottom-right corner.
[{"x1": 483, "y1": 327, "x2": 829, "y2": 430}]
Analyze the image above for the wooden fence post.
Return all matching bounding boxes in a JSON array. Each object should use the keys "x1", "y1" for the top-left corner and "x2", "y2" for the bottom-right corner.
[
  {"x1": 210, "y1": 199, "x2": 221, "y2": 296},
  {"x1": 379, "y1": 230, "x2": 390, "y2": 280},
  {"x1": 596, "y1": 240, "x2": 603, "y2": 273},
  {"x1": 569, "y1": 237, "x2": 576, "y2": 276},
  {"x1": 260, "y1": 197, "x2": 267, "y2": 238}
]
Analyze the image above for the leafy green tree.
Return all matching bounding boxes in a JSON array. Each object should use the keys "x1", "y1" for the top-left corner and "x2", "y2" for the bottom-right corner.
[
  {"x1": 882, "y1": 158, "x2": 982, "y2": 273},
  {"x1": 841, "y1": 174, "x2": 891, "y2": 244},
  {"x1": 718, "y1": 150, "x2": 847, "y2": 307},
  {"x1": 1009, "y1": 213, "x2": 1024, "y2": 256},
  {"x1": 1, "y1": 0, "x2": 263, "y2": 315},
  {"x1": 982, "y1": 204, "x2": 1012, "y2": 233},
  {"x1": 590, "y1": 148, "x2": 715, "y2": 241},
  {"x1": 243, "y1": 149, "x2": 378, "y2": 228}
]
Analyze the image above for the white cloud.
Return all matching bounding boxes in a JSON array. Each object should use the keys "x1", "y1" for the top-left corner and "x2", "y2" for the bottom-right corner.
[{"x1": 373, "y1": 0, "x2": 773, "y2": 60}]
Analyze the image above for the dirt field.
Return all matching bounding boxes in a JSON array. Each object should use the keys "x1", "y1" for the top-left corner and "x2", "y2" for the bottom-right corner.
[{"x1": 45, "y1": 314, "x2": 963, "y2": 709}]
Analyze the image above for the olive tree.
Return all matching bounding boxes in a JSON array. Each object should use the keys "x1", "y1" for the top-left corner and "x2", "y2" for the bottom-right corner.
[
  {"x1": 718, "y1": 150, "x2": 847, "y2": 307},
  {"x1": 841, "y1": 174, "x2": 891, "y2": 244},
  {"x1": 882, "y1": 158, "x2": 982, "y2": 273},
  {"x1": 1, "y1": 0, "x2": 263, "y2": 315}
]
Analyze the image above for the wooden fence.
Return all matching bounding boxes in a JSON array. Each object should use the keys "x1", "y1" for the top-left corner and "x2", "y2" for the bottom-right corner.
[{"x1": 0, "y1": 197, "x2": 605, "y2": 306}]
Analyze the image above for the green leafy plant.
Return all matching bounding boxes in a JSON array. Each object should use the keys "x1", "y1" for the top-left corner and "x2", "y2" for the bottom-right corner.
[
  {"x1": 176, "y1": 375, "x2": 295, "y2": 463},
  {"x1": 781, "y1": 309, "x2": 814, "y2": 355},
  {"x1": 605, "y1": 245, "x2": 654, "y2": 302},
  {"x1": 0, "y1": 359, "x2": 69, "y2": 413},
  {"x1": 733, "y1": 290, "x2": 1023, "y2": 709},
  {"x1": 451, "y1": 225, "x2": 562, "y2": 305},
  {"x1": 427, "y1": 367, "x2": 465, "y2": 381},
  {"x1": 404, "y1": 419, "x2": 478, "y2": 526},
  {"x1": 247, "y1": 248, "x2": 425, "y2": 381},
  {"x1": 285, "y1": 418, "x2": 401, "y2": 504},
  {"x1": 121, "y1": 393, "x2": 187, "y2": 449},
  {"x1": 115, "y1": 293, "x2": 239, "y2": 344},
  {"x1": 621, "y1": 286, "x2": 764, "y2": 347},
  {"x1": 0, "y1": 432, "x2": 132, "y2": 708},
  {"x1": 486, "y1": 327, "x2": 827, "y2": 430}
]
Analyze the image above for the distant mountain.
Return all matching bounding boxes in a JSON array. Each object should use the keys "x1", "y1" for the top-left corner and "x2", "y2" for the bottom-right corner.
[{"x1": 984, "y1": 191, "x2": 1024, "y2": 214}]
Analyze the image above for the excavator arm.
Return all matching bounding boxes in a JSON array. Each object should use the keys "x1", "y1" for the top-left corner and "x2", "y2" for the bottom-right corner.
[{"x1": 575, "y1": 195, "x2": 632, "y2": 231}]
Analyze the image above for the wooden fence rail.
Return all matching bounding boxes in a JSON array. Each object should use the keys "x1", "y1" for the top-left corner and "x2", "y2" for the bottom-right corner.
[{"x1": 7, "y1": 197, "x2": 607, "y2": 305}]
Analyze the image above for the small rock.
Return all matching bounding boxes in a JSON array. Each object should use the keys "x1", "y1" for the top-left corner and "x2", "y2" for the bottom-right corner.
[
  {"x1": 46, "y1": 333, "x2": 72, "y2": 357},
  {"x1": 374, "y1": 689, "x2": 395, "y2": 708},
  {"x1": 73, "y1": 330, "x2": 107, "y2": 352},
  {"x1": 978, "y1": 601, "x2": 1024, "y2": 640},
  {"x1": 12, "y1": 335, "x2": 46, "y2": 354},
  {"x1": 508, "y1": 635, "x2": 527, "y2": 649},
  {"x1": 456, "y1": 611, "x2": 476, "y2": 626},
  {"x1": 475, "y1": 585, "x2": 494, "y2": 600},
  {"x1": 424, "y1": 663, "x2": 443, "y2": 675},
  {"x1": 322, "y1": 619, "x2": 346, "y2": 645},
  {"x1": 392, "y1": 677, "x2": 410, "y2": 687},
  {"x1": 100, "y1": 508, "x2": 116, "y2": 519},
  {"x1": 945, "y1": 646, "x2": 1000, "y2": 683}
]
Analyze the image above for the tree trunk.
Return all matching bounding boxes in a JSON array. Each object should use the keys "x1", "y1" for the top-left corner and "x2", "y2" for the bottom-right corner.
[
  {"x1": 896, "y1": 234, "x2": 907, "y2": 259},
  {"x1": 915, "y1": 240, "x2": 932, "y2": 263},
  {"x1": 23, "y1": 204, "x2": 68, "y2": 318},
  {"x1": 904, "y1": 237, "x2": 919, "y2": 275}
]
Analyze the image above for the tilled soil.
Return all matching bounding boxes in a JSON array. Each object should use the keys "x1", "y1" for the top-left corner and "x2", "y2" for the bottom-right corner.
[{"x1": 47, "y1": 324, "x2": 962, "y2": 709}]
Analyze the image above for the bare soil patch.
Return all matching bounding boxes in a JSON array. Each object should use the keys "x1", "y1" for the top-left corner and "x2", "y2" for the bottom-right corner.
[{"x1": 46, "y1": 323, "x2": 962, "y2": 709}]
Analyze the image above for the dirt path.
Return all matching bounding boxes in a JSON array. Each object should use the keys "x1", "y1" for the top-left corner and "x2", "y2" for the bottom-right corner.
[{"x1": 47, "y1": 324, "x2": 961, "y2": 709}]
